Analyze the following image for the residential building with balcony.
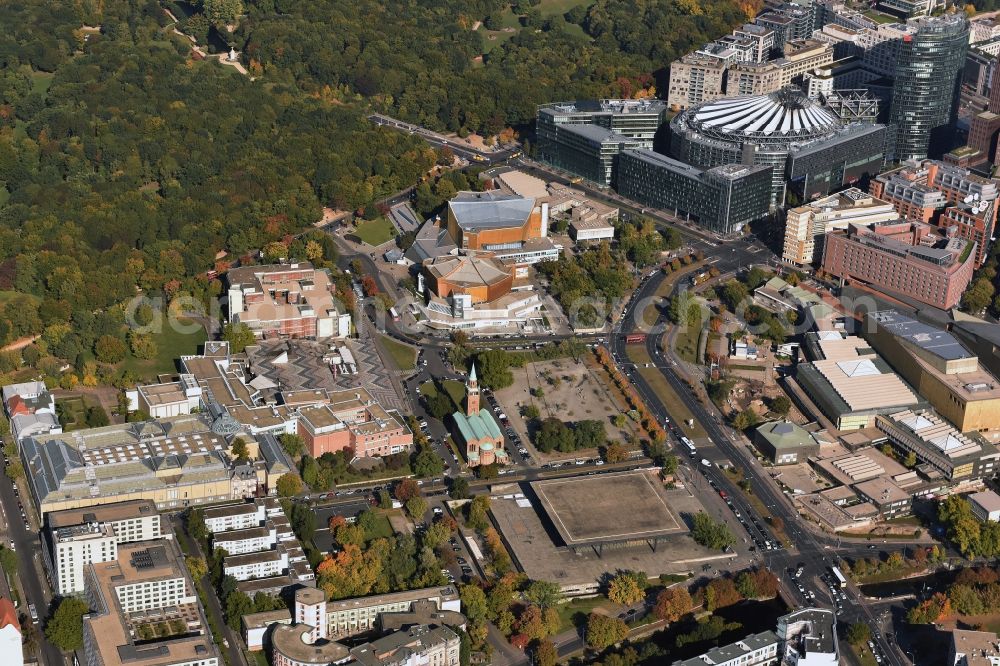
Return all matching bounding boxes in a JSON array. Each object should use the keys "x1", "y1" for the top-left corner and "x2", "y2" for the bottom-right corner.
[{"x1": 666, "y1": 54, "x2": 728, "y2": 110}]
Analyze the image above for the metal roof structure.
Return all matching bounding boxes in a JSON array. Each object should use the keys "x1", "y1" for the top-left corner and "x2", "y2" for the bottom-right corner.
[
  {"x1": 448, "y1": 191, "x2": 535, "y2": 232},
  {"x1": 687, "y1": 88, "x2": 841, "y2": 144},
  {"x1": 869, "y1": 310, "x2": 975, "y2": 362}
]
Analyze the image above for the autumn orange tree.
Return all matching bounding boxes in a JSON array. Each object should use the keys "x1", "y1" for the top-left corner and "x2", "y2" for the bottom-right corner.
[{"x1": 654, "y1": 587, "x2": 692, "y2": 622}]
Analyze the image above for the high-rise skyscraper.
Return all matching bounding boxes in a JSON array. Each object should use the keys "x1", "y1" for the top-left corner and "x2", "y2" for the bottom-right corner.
[{"x1": 889, "y1": 13, "x2": 969, "y2": 162}]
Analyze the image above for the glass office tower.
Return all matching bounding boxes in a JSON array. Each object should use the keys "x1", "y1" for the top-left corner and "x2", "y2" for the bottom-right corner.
[{"x1": 889, "y1": 14, "x2": 969, "y2": 162}]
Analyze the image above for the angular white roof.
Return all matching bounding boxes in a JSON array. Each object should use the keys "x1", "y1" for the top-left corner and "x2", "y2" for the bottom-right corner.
[{"x1": 690, "y1": 89, "x2": 840, "y2": 140}]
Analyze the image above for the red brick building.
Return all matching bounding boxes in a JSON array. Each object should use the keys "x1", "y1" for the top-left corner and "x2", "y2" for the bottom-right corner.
[
  {"x1": 296, "y1": 388, "x2": 413, "y2": 458},
  {"x1": 870, "y1": 160, "x2": 997, "y2": 268},
  {"x1": 821, "y1": 221, "x2": 976, "y2": 310}
]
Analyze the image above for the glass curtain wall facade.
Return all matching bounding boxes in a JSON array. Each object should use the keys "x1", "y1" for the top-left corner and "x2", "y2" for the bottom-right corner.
[{"x1": 889, "y1": 14, "x2": 969, "y2": 162}]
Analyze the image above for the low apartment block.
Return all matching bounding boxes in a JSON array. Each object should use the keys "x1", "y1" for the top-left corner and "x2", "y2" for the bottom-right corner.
[
  {"x1": 672, "y1": 607, "x2": 838, "y2": 666},
  {"x1": 272, "y1": 623, "x2": 460, "y2": 666},
  {"x1": 672, "y1": 631, "x2": 778, "y2": 666},
  {"x1": 45, "y1": 500, "x2": 162, "y2": 595},
  {"x1": 202, "y1": 497, "x2": 285, "y2": 533},
  {"x1": 205, "y1": 498, "x2": 313, "y2": 591},
  {"x1": 224, "y1": 549, "x2": 290, "y2": 581},
  {"x1": 245, "y1": 585, "x2": 463, "y2": 647},
  {"x1": 81, "y1": 540, "x2": 219, "y2": 666},
  {"x1": 820, "y1": 221, "x2": 976, "y2": 310},
  {"x1": 226, "y1": 262, "x2": 351, "y2": 340},
  {"x1": 322, "y1": 586, "x2": 462, "y2": 639}
]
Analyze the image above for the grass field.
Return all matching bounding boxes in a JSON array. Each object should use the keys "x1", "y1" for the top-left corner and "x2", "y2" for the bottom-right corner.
[
  {"x1": 674, "y1": 324, "x2": 701, "y2": 363},
  {"x1": 626, "y1": 344, "x2": 707, "y2": 440},
  {"x1": 365, "y1": 512, "x2": 395, "y2": 541},
  {"x1": 354, "y1": 218, "x2": 397, "y2": 246},
  {"x1": 847, "y1": 643, "x2": 879, "y2": 666},
  {"x1": 421, "y1": 379, "x2": 466, "y2": 411},
  {"x1": 863, "y1": 9, "x2": 897, "y2": 23},
  {"x1": 379, "y1": 335, "x2": 416, "y2": 371},
  {"x1": 480, "y1": 0, "x2": 591, "y2": 53},
  {"x1": 122, "y1": 317, "x2": 207, "y2": 380},
  {"x1": 56, "y1": 395, "x2": 101, "y2": 432},
  {"x1": 555, "y1": 596, "x2": 621, "y2": 632},
  {"x1": 32, "y1": 72, "x2": 54, "y2": 96}
]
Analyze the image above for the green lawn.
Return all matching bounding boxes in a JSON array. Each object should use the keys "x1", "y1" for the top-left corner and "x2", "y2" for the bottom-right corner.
[
  {"x1": 555, "y1": 597, "x2": 621, "y2": 632},
  {"x1": 442, "y1": 380, "x2": 466, "y2": 408},
  {"x1": 55, "y1": 396, "x2": 89, "y2": 431},
  {"x1": 848, "y1": 643, "x2": 879, "y2": 666},
  {"x1": 354, "y1": 218, "x2": 397, "y2": 246},
  {"x1": 539, "y1": 0, "x2": 590, "y2": 17},
  {"x1": 365, "y1": 512, "x2": 395, "y2": 540},
  {"x1": 481, "y1": 0, "x2": 591, "y2": 53},
  {"x1": 31, "y1": 72, "x2": 54, "y2": 96},
  {"x1": 379, "y1": 335, "x2": 416, "y2": 371},
  {"x1": 863, "y1": 9, "x2": 898, "y2": 23},
  {"x1": 121, "y1": 317, "x2": 207, "y2": 380},
  {"x1": 674, "y1": 324, "x2": 701, "y2": 363}
]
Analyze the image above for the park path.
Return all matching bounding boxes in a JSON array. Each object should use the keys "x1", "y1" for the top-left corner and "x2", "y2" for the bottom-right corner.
[{"x1": 162, "y1": 8, "x2": 250, "y2": 76}]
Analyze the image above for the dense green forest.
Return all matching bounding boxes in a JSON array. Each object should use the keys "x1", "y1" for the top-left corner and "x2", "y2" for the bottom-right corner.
[
  {"x1": 0, "y1": 0, "x2": 751, "y2": 386},
  {"x1": 233, "y1": 0, "x2": 752, "y2": 133}
]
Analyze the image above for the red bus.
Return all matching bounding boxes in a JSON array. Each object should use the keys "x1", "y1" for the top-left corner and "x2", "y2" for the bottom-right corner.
[{"x1": 624, "y1": 333, "x2": 647, "y2": 344}]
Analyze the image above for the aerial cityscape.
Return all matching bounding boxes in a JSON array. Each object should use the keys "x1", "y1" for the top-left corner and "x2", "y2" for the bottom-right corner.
[{"x1": 6, "y1": 0, "x2": 1000, "y2": 665}]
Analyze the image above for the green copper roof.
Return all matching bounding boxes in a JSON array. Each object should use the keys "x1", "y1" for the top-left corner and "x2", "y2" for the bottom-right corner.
[{"x1": 453, "y1": 408, "x2": 503, "y2": 444}]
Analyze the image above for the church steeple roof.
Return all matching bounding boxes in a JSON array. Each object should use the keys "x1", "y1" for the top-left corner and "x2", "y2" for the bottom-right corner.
[{"x1": 469, "y1": 363, "x2": 477, "y2": 383}]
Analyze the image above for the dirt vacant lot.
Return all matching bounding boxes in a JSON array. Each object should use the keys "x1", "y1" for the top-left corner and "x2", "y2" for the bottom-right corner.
[{"x1": 493, "y1": 358, "x2": 638, "y2": 461}]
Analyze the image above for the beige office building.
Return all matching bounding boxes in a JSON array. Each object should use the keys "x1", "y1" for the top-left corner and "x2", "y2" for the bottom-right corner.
[
  {"x1": 782, "y1": 188, "x2": 899, "y2": 266},
  {"x1": 667, "y1": 54, "x2": 727, "y2": 110}
]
